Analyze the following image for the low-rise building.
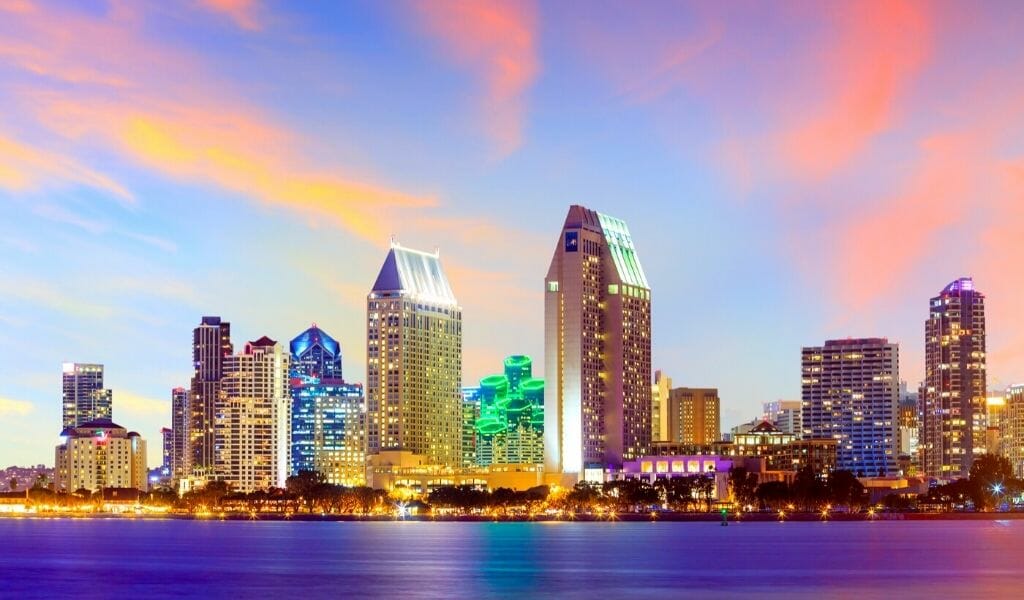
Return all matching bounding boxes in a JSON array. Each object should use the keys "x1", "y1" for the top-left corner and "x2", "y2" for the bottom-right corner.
[
  {"x1": 367, "y1": 450, "x2": 544, "y2": 493},
  {"x1": 54, "y1": 419, "x2": 147, "y2": 493}
]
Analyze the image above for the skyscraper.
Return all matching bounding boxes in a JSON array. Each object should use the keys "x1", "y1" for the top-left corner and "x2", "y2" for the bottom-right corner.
[
  {"x1": 216, "y1": 336, "x2": 291, "y2": 492},
  {"x1": 545, "y1": 205, "x2": 652, "y2": 478},
  {"x1": 922, "y1": 278, "x2": 987, "y2": 478},
  {"x1": 170, "y1": 387, "x2": 189, "y2": 482},
  {"x1": 366, "y1": 243, "x2": 463, "y2": 467},
  {"x1": 189, "y1": 316, "x2": 232, "y2": 478},
  {"x1": 474, "y1": 355, "x2": 544, "y2": 467},
  {"x1": 62, "y1": 363, "x2": 112, "y2": 428},
  {"x1": 1003, "y1": 385, "x2": 1024, "y2": 478},
  {"x1": 289, "y1": 324, "x2": 366, "y2": 486},
  {"x1": 669, "y1": 387, "x2": 721, "y2": 444},
  {"x1": 802, "y1": 338, "x2": 899, "y2": 476},
  {"x1": 651, "y1": 371, "x2": 672, "y2": 442}
]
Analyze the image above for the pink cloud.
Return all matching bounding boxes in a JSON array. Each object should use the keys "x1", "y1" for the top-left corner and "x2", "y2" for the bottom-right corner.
[
  {"x1": 407, "y1": 0, "x2": 539, "y2": 156},
  {"x1": 195, "y1": 0, "x2": 262, "y2": 31}
]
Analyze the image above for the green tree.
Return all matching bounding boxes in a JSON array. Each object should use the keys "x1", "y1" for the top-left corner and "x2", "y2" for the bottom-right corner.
[
  {"x1": 9, "y1": 478, "x2": 17, "y2": 492},
  {"x1": 286, "y1": 470, "x2": 327, "y2": 513},
  {"x1": 791, "y1": 466, "x2": 827, "y2": 511},
  {"x1": 691, "y1": 475, "x2": 715, "y2": 512},
  {"x1": 755, "y1": 481, "x2": 791, "y2": 510},
  {"x1": 729, "y1": 467, "x2": 759, "y2": 508},
  {"x1": 968, "y1": 454, "x2": 1014, "y2": 510},
  {"x1": 827, "y1": 470, "x2": 867, "y2": 510}
]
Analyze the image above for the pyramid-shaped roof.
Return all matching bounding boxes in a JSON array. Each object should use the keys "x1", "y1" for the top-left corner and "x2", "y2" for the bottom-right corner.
[{"x1": 371, "y1": 243, "x2": 457, "y2": 305}]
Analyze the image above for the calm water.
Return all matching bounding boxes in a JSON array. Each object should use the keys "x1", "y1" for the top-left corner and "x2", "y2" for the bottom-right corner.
[{"x1": 1, "y1": 519, "x2": 1023, "y2": 598}]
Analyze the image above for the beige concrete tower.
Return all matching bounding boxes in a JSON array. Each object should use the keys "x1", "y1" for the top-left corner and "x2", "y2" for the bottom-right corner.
[
  {"x1": 545, "y1": 205, "x2": 652, "y2": 478},
  {"x1": 366, "y1": 243, "x2": 463, "y2": 468},
  {"x1": 215, "y1": 337, "x2": 291, "y2": 492}
]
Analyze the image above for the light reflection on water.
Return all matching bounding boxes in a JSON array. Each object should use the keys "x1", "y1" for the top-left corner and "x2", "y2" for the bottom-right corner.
[{"x1": 0, "y1": 520, "x2": 1021, "y2": 598}]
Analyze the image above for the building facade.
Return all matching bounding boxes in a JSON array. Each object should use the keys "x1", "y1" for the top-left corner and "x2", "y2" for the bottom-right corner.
[
  {"x1": 190, "y1": 316, "x2": 233, "y2": 478},
  {"x1": 289, "y1": 324, "x2": 366, "y2": 484},
  {"x1": 366, "y1": 243, "x2": 463, "y2": 468},
  {"x1": 461, "y1": 387, "x2": 481, "y2": 469},
  {"x1": 651, "y1": 371, "x2": 672, "y2": 442},
  {"x1": 215, "y1": 337, "x2": 291, "y2": 492},
  {"x1": 763, "y1": 400, "x2": 803, "y2": 435},
  {"x1": 170, "y1": 387, "x2": 189, "y2": 482},
  {"x1": 802, "y1": 338, "x2": 899, "y2": 476},
  {"x1": 545, "y1": 205, "x2": 652, "y2": 478},
  {"x1": 669, "y1": 387, "x2": 721, "y2": 445},
  {"x1": 62, "y1": 363, "x2": 112, "y2": 428},
  {"x1": 474, "y1": 355, "x2": 544, "y2": 467},
  {"x1": 289, "y1": 324, "x2": 366, "y2": 486},
  {"x1": 55, "y1": 419, "x2": 147, "y2": 492},
  {"x1": 1004, "y1": 385, "x2": 1024, "y2": 478},
  {"x1": 922, "y1": 278, "x2": 987, "y2": 478}
]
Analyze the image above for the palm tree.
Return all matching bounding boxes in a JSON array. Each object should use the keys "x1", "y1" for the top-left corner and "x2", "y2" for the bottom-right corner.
[{"x1": 9, "y1": 478, "x2": 17, "y2": 492}]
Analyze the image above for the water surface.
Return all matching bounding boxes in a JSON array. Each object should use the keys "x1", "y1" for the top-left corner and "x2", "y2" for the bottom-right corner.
[{"x1": 1, "y1": 519, "x2": 1021, "y2": 598}]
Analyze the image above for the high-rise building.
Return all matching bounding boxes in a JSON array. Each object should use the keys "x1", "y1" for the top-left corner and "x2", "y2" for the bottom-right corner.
[
  {"x1": 474, "y1": 355, "x2": 544, "y2": 467},
  {"x1": 190, "y1": 316, "x2": 232, "y2": 478},
  {"x1": 170, "y1": 387, "x2": 189, "y2": 482},
  {"x1": 545, "y1": 205, "x2": 652, "y2": 478},
  {"x1": 62, "y1": 363, "x2": 112, "y2": 428},
  {"x1": 1004, "y1": 385, "x2": 1024, "y2": 478},
  {"x1": 922, "y1": 278, "x2": 987, "y2": 478},
  {"x1": 802, "y1": 338, "x2": 899, "y2": 476},
  {"x1": 461, "y1": 387, "x2": 481, "y2": 469},
  {"x1": 216, "y1": 336, "x2": 291, "y2": 493},
  {"x1": 366, "y1": 243, "x2": 463, "y2": 467},
  {"x1": 762, "y1": 400, "x2": 802, "y2": 435},
  {"x1": 651, "y1": 371, "x2": 672, "y2": 442},
  {"x1": 161, "y1": 427, "x2": 173, "y2": 470},
  {"x1": 55, "y1": 419, "x2": 147, "y2": 492},
  {"x1": 985, "y1": 394, "x2": 1006, "y2": 456},
  {"x1": 290, "y1": 323, "x2": 343, "y2": 380},
  {"x1": 669, "y1": 387, "x2": 721, "y2": 445},
  {"x1": 289, "y1": 325, "x2": 366, "y2": 486},
  {"x1": 898, "y1": 383, "x2": 920, "y2": 473}
]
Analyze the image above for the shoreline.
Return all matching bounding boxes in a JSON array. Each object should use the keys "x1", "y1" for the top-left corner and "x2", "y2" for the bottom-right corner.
[{"x1": 3, "y1": 511, "x2": 1023, "y2": 522}]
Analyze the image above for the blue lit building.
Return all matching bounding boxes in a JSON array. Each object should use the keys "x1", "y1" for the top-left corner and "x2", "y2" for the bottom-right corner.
[{"x1": 290, "y1": 325, "x2": 366, "y2": 485}]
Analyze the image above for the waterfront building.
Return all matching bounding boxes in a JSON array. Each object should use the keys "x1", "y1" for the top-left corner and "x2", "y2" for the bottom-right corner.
[
  {"x1": 170, "y1": 387, "x2": 189, "y2": 482},
  {"x1": 54, "y1": 419, "x2": 147, "y2": 492},
  {"x1": 922, "y1": 278, "x2": 987, "y2": 479},
  {"x1": 651, "y1": 371, "x2": 672, "y2": 442},
  {"x1": 897, "y1": 383, "x2": 920, "y2": 473},
  {"x1": 215, "y1": 337, "x2": 291, "y2": 493},
  {"x1": 62, "y1": 363, "x2": 112, "y2": 428},
  {"x1": 289, "y1": 325, "x2": 366, "y2": 484},
  {"x1": 669, "y1": 387, "x2": 721, "y2": 445},
  {"x1": 190, "y1": 316, "x2": 233, "y2": 478},
  {"x1": 650, "y1": 431, "x2": 838, "y2": 476},
  {"x1": 545, "y1": 205, "x2": 652, "y2": 479},
  {"x1": 366, "y1": 450, "x2": 544, "y2": 493},
  {"x1": 615, "y1": 455, "x2": 789, "y2": 503},
  {"x1": 986, "y1": 394, "x2": 1006, "y2": 456},
  {"x1": 366, "y1": 243, "x2": 463, "y2": 468},
  {"x1": 161, "y1": 427, "x2": 173, "y2": 470},
  {"x1": 762, "y1": 400, "x2": 803, "y2": 435},
  {"x1": 1004, "y1": 385, "x2": 1024, "y2": 478},
  {"x1": 462, "y1": 387, "x2": 481, "y2": 469},
  {"x1": 802, "y1": 338, "x2": 899, "y2": 476},
  {"x1": 474, "y1": 356, "x2": 544, "y2": 467}
]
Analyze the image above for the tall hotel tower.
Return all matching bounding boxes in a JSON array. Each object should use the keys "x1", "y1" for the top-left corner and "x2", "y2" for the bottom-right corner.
[
  {"x1": 61, "y1": 363, "x2": 112, "y2": 428},
  {"x1": 190, "y1": 316, "x2": 232, "y2": 477},
  {"x1": 544, "y1": 205, "x2": 652, "y2": 478},
  {"x1": 366, "y1": 243, "x2": 463, "y2": 467},
  {"x1": 802, "y1": 338, "x2": 899, "y2": 476},
  {"x1": 922, "y1": 278, "x2": 987, "y2": 478}
]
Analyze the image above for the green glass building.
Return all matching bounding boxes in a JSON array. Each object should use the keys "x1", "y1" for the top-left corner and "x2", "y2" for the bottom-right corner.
[{"x1": 474, "y1": 355, "x2": 544, "y2": 466}]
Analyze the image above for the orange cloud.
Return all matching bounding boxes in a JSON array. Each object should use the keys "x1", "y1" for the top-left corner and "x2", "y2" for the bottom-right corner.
[
  {"x1": 196, "y1": 0, "x2": 262, "y2": 31},
  {"x1": 779, "y1": 0, "x2": 932, "y2": 179},
  {"x1": 408, "y1": 0, "x2": 539, "y2": 155},
  {"x1": 0, "y1": 133, "x2": 133, "y2": 201},
  {"x1": 0, "y1": 2, "x2": 432, "y2": 242}
]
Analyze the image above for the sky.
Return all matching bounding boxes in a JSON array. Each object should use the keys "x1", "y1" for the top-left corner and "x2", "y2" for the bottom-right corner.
[{"x1": 2, "y1": 0, "x2": 1024, "y2": 468}]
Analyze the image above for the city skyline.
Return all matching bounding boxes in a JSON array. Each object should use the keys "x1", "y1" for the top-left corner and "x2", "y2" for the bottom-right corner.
[{"x1": 5, "y1": 1, "x2": 1024, "y2": 469}]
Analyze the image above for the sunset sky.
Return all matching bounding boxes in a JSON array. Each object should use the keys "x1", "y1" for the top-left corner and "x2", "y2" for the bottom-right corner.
[{"x1": 2, "y1": 0, "x2": 1024, "y2": 467}]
